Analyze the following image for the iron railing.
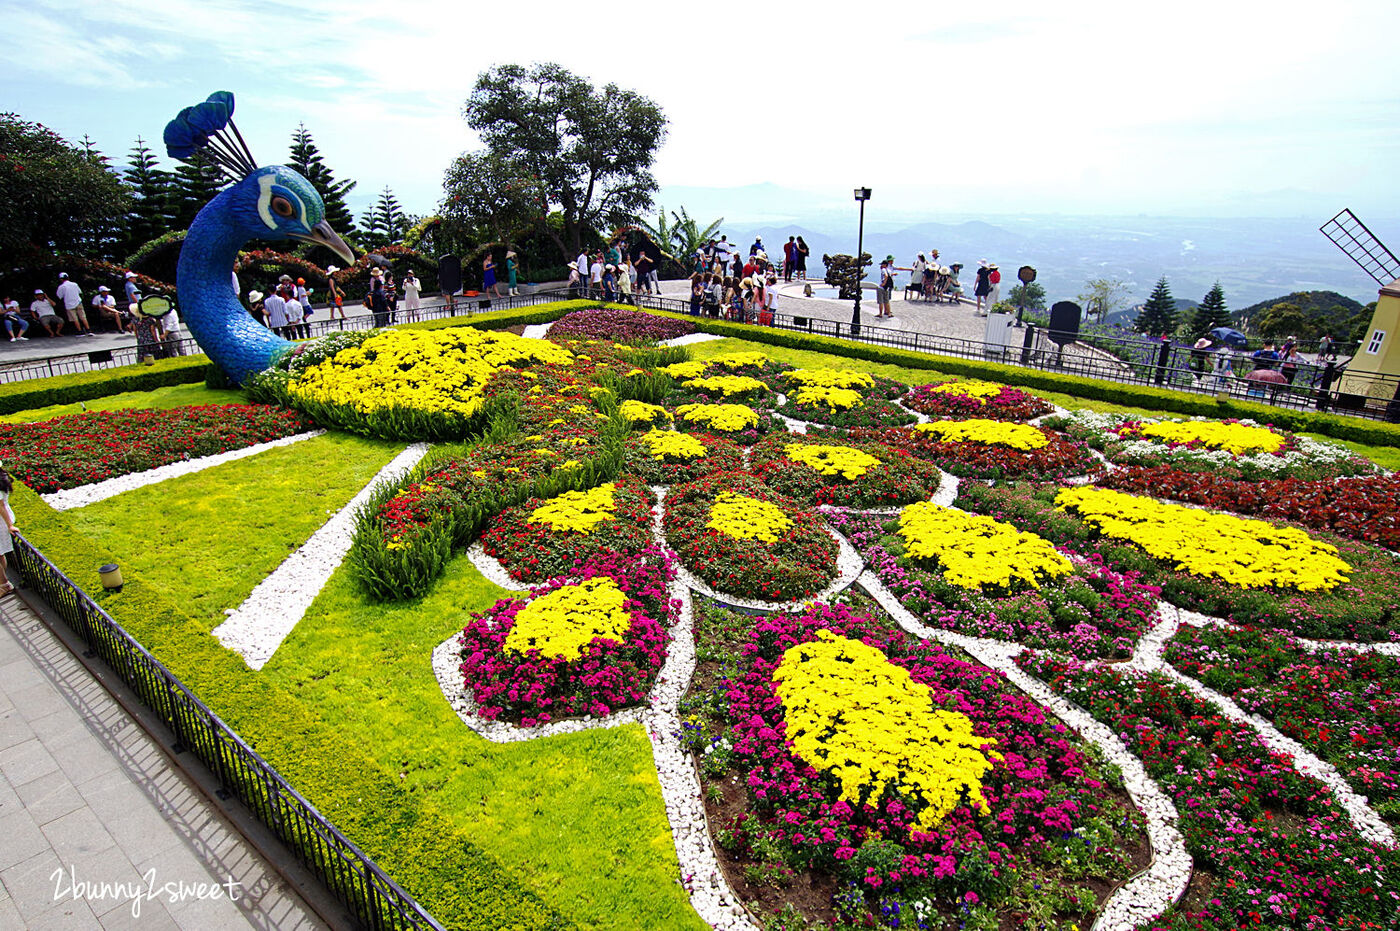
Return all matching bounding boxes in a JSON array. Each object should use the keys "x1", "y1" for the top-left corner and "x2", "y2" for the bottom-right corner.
[
  {"x1": 6, "y1": 285, "x2": 1400, "y2": 421},
  {"x1": 10, "y1": 535, "x2": 445, "y2": 931}
]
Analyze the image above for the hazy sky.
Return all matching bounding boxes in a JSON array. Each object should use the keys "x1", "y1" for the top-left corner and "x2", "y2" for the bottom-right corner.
[{"x1": 6, "y1": 0, "x2": 1400, "y2": 223}]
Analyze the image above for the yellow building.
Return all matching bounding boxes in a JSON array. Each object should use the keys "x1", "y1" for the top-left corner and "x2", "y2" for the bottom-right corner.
[{"x1": 1337, "y1": 278, "x2": 1400, "y2": 404}]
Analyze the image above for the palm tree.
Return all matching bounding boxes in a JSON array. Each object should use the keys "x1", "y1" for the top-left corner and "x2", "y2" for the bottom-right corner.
[{"x1": 638, "y1": 205, "x2": 723, "y2": 268}]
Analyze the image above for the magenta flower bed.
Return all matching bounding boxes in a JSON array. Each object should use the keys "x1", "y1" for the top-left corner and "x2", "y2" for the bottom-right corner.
[
  {"x1": 828, "y1": 511, "x2": 1161, "y2": 659},
  {"x1": 457, "y1": 547, "x2": 677, "y2": 727},
  {"x1": 693, "y1": 602, "x2": 1144, "y2": 923},
  {"x1": 548, "y1": 307, "x2": 696, "y2": 343},
  {"x1": 1019, "y1": 652, "x2": 1400, "y2": 929}
]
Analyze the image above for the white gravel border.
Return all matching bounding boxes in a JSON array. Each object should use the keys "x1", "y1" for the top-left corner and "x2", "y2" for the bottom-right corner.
[
  {"x1": 43, "y1": 430, "x2": 325, "y2": 511},
  {"x1": 213, "y1": 443, "x2": 429, "y2": 670},
  {"x1": 660, "y1": 333, "x2": 725, "y2": 347},
  {"x1": 521, "y1": 322, "x2": 555, "y2": 339}
]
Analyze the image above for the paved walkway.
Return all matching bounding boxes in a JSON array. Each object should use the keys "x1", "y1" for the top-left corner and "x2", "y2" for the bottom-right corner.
[{"x1": 0, "y1": 594, "x2": 327, "y2": 931}]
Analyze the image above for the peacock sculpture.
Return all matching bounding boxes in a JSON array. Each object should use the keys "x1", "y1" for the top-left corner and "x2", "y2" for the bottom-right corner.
[{"x1": 166, "y1": 92, "x2": 354, "y2": 384}]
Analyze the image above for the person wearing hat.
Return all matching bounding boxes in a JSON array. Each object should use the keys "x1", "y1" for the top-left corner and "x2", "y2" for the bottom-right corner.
[
  {"x1": 505, "y1": 250, "x2": 519, "y2": 296},
  {"x1": 55, "y1": 272, "x2": 92, "y2": 336},
  {"x1": 1, "y1": 297, "x2": 29, "y2": 341},
  {"x1": 876, "y1": 260, "x2": 895, "y2": 318},
  {"x1": 601, "y1": 263, "x2": 618, "y2": 303},
  {"x1": 367, "y1": 267, "x2": 389, "y2": 327},
  {"x1": 91, "y1": 285, "x2": 124, "y2": 333},
  {"x1": 29, "y1": 290, "x2": 64, "y2": 337},
  {"x1": 246, "y1": 289, "x2": 267, "y2": 328},
  {"x1": 973, "y1": 260, "x2": 992, "y2": 315},
  {"x1": 567, "y1": 261, "x2": 584, "y2": 298},
  {"x1": 987, "y1": 262, "x2": 1001, "y2": 310},
  {"x1": 750, "y1": 236, "x2": 764, "y2": 257},
  {"x1": 325, "y1": 268, "x2": 346, "y2": 321},
  {"x1": 123, "y1": 271, "x2": 140, "y2": 314}
]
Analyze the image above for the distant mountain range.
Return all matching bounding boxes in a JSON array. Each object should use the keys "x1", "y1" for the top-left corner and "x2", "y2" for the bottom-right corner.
[{"x1": 657, "y1": 183, "x2": 1398, "y2": 310}]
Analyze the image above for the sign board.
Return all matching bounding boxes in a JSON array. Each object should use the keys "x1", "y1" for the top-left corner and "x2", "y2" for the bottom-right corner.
[
  {"x1": 438, "y1": 255, "x2": 462, "y2": 295},
  {"x1": 1048, "y1": 301, "x2": 1082, "y2": 346},
  {"x1": 1018, "y1": 265, "x2": 1037, "y2": 284},
  {"x1": 136, "y1": 294, "x2": 172, "y2": 318}
]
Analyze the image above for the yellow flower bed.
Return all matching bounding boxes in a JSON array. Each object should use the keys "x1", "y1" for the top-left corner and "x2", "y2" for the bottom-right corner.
[
  {"x1": 1136, "y1": 420, "x2": 1285, "y2": 455},
  {"x1": 684, "y1": 374, "x2": 766, "y2": 396},
  {"x1": 898, "y1": 502, "x2": 1072, "y2": 590},
  {"x1": 774, "y1": 630, "x2": 998, "y2": 831},
  {"x1": 619, "y1": 400, "x2": 672, "y2": 425},
  {"x1": 782, "y1": 369, "x2": 875, "y2": 390},
  {"x1": 915, "y1": 419, "x2": 1048, "y2": 450},
  {"x1": 643, "y1": 429, "x2": 706, "y2": 460},
  {"x1": 1055, "y1": 486, "x2": 1351, "y2": 592},
  {"x1": 529, "y1": 483, "x2": 617, "y2": 534},
  {"x1": 928, "y1": 380, "x2": 1004, "y2": 402},
  {"x1": 792, "y1": 385, "x2": 865, "y2": 411},
  {"x1": 675, "y1": 403, "x2": 759, "y2": 433},
  {"x1": 707, "y1": 351, "x2": 771, "y2": 370},
  {"x1": 707, "y1": 492, "x2": 792, "y2": 543},
  {"x1": 503, "y1": 577, "x2": 631, "y2": 660},
  {"x1": 291, "y1": 329, "x2": 574, "y2": 419},
  {"x1": 786, "y1": 443, "x2": 882, "y2": 480},
  {"x1": 661, "y1": 360, "x2": 709, "y2": 380}
]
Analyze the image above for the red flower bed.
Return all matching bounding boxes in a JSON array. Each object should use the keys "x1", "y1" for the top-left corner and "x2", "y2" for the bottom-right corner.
[
  {"x1": 1102, "y1": 466, "x2": 1400, "y2": 551},
  {"x1": 663, "y1": 471, "x2": 838, "y2": 601},
  {"x1": 480, "y1": 475, "x2": 656, "y2": 584},
  {"x1": 748, "y1": 435, "x2": 941, "y2": 508},
  {"x1": 903, "y1": 380, "x2": 1053, "y2": 421},
  {"x1": 843, "y1": 425, "x2": 1103, "y2": 481},
  {"x1": 620, "y1": 430, "x2": 744, "y2": 485},
  {"x1": 458, "y1": 548, "x2": 676, "y2": 727},
  {"x1": 0, "y1": 405, "x2": 317, "y2": 492}
]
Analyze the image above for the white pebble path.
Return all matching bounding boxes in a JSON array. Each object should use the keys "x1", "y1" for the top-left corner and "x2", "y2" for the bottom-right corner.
[
  {"x1": 213, "y1": 443, "x2": 429, "y2": 670},
  {"x1": 43, "y1": 430, "x2": 325, "y2": 510}
]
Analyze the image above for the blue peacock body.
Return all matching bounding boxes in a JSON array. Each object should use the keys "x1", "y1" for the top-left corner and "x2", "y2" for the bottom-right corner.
[{"x1": 166, "y1": 93, "x2": 353, "y2": 384}]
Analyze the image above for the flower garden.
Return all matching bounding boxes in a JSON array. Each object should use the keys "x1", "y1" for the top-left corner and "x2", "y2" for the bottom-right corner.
[{"x1": 11, "y1": 301, "x2": 1400, "y2": 931}]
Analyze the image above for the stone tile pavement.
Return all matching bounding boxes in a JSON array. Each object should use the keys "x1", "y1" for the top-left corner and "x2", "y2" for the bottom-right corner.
[{"x1": 0, "y1": 594, "x2": 327, "y2": 930}]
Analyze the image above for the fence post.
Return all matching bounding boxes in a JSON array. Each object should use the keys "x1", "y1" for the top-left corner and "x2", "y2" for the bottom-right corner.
[
  {"x1": 1316, "y1": 361, "x2": 1336, "y2": 411},
  {"x1": 1020, "y1": 325, "x2": 1036, "y2": 366},
  {"x1": 1154, "y1": 339, "x2": 1171, "y2": 385}
]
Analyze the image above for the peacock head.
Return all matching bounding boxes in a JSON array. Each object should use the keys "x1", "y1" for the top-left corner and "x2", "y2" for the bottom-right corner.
[{"x1": 227, "y1": 165, "x2": 355, "y2": 265}]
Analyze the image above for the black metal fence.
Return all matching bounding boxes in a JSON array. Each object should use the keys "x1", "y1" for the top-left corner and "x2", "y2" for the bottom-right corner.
[
  {"x1": 10, "y1": 535, "x2": 445, "y2": 931},
  {"x1": 6, "y1": 286, "x2": 1400, "y2": 421}
]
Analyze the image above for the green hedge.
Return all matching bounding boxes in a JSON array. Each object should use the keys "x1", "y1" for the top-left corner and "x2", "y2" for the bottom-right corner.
[
  {"x1": 0, "y1": 355, "x2": 210, "y2": 415},
  {"x1": 12, "y1": 484, "x2": 570, "y2": 931},
  {"x1": 398, "y1": 299, "x2": 596, "y2": 333},
  {"x1": 629, "y1": 308, "x2": 1400, "y2": 448}
]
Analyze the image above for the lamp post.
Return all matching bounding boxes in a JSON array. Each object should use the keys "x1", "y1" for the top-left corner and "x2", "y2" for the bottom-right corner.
[{"x1": 852, "y1": 187, "x2": 871, "y2": 335}]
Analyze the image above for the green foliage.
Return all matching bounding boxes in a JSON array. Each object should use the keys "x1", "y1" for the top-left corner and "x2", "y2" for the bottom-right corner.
[
  {"x1": 1235, "y1": 289, "x2": 1363, "y2": 334},
  {"x1": 0, "y1": 112, "x2": 131, "y2": 258},
  {"x1": 288, "y1": 123, "x2": 357, "y2": 238},
  {"x1": 1258, "y1": 301, "x2": 1313, "y2": 340},
  {"x1": 1190, "y1": 281, "x2": 1232, "y2": 340},
  {"x1": 439, "y1": 151, "x2": 544, "y2": 247},
  {"x1": 463, "y1": 62, "x2": 668, "y2": 256},
  {"x1": 636, "y1": 205, "x2": 723, "y2": 274},
  {"x1": 0, "y1": 355, "x2": 209, "y2": 415},
  {"x1": 360, "y1": 185, "x2": 412, "y2": 249},
  {"x1": 120, "y1": 136, "x2": 176, "y2": 258},
  {"x1": 1135, "y1": 276, "x2": 1177, "y2": 336},
  {"x1": 170, "y1": 151, "x2": 227, "y2": 230},
  {"x1": 1008, "y1": 281, "x2": 1047, "y2": 310},
  {"x1": 0, "y1": 381, "x2": 240, "y2": 424},
  {"x1": 1077, "y1": 276, "x2": 1131, "y2": 324}
]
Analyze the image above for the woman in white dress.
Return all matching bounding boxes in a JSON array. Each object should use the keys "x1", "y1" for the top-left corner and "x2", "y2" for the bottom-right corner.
[{"x1": 403, "y1": 272, "x2": 422, "y2": 321}]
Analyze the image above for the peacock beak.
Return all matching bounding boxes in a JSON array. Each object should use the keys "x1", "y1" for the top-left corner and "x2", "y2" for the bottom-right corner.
[{"x1": 295, "y1": 221, "x2": 355, "y2": 265}]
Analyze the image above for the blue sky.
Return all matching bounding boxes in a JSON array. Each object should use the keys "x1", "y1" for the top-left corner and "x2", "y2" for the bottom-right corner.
[{"x1": 6, "y1": 0, "x2": 1400, "y2": 225}]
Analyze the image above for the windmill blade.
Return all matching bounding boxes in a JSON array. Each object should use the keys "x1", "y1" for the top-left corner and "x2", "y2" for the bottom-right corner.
[{"x1": 1320, "y1": 209, "x2": 1400, "y2": 287}]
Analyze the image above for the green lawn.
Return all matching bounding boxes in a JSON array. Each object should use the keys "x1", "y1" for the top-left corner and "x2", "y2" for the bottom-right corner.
[{"x1": 0, "y1": 382, "x2": 244, "y2": 423}]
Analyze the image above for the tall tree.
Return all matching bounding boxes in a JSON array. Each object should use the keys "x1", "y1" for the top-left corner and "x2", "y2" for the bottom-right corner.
[
  {"x1": 0, "y1": 113, "x2": 130, "y2": 257},
  {"x1": 1077, "y1": 277, "x2": 1131, "y2": 324},
  {"x1": 1190, "y1": 282, "x2": 1231, "y2": 339},
  {"x1": 360, "y1": 186, "x2": 410, "y2": 249},
  {"x1": 456, "y1": 62, "x2": 668, "y2": 259},
  {"x1": 1135, "y1": 276, "x2": 1177, "y2": 335},
  {"x1": 170, "y1": 151, "x2": 227, "y2": 230},
  {"x1": 438, "y1": 151, "x2": 544, "y2": 246},
  {"x1": 288, "y1": 123, "x2": 357, "y2": 237},
  {"x1": 121, "y1": 136, "x2": 176, "y2": 256}
]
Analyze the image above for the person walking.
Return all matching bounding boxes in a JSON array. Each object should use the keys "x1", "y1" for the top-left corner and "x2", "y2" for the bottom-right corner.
[
  {"x1": 55, "y1": 272, "x2": 92, "y2": 336},
  {"x1": 402, "y1": 271, "x2": 422, "y2": 320},
  {"x1": 505, "y1": 250, "x2": 519, "y2": 296},
  {"x1": 617, "y1": 260, "x2": 633, "y2": 305},
  {"x1": 0, "y1": 464, "x2": 19, "y2": 597},
  {"x1": 293, "y1": 278, "x2": 313, "y2": 338},
  {"x1": 326, "y1": 268, "x2": 346, "y2": 320},
  {"x1": 974, "y1": 261, "x2": 992, "y2": 315},
  {"x1": 482, "y1": 255, "x2": 501, "y2": 299}
]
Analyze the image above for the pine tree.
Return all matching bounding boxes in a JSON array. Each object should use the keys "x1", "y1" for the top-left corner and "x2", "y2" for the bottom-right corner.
[
  {"x1": 1190, "y1": 282, "x2": 1232, "y2": 340},
  {"x1": 360, "y1": 186, "x2": 409, "y2": 248},
  {"x1": 1135, "y1": 277, "x2": 1177, "y2": 335},
  {"x1": 74, "y1": 135, "x2": 125, "y2": 259},
  {"x1": 170, "y1": 152, "x2": 227, "y2": 230},
  {"x1": 288, "y1": 123, "x2": 357, "y2": 236},
  {"x1": 121, "y1": 136, "x2": 176, "y2": 256}
]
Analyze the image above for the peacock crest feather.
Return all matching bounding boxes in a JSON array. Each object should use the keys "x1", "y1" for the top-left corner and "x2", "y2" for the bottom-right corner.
[{"x1": 166, "y1": 91, "x2": 354, "y2": 385}]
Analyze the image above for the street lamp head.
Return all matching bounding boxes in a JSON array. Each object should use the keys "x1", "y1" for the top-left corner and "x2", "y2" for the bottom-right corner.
[{"x1": 853, "y1": 187, "x2": 871, "y2": 201}]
